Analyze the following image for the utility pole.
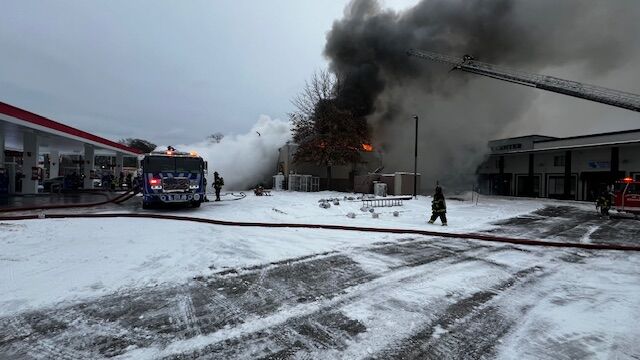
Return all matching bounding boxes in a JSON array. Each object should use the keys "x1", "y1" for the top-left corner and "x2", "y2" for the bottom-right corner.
[{"x1": 413, "y1": 115, "x2": 418, "y2": 198}]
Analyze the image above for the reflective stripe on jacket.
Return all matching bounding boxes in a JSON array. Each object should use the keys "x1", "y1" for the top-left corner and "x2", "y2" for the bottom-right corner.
[{"x1": 432, "y1": 194, "x2": 446, "y2": 213}]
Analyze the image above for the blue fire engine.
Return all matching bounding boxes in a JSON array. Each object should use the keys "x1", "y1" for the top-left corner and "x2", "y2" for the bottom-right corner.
[{"x1": 138, "y1": 149, "x2": 207, "y2": 209}]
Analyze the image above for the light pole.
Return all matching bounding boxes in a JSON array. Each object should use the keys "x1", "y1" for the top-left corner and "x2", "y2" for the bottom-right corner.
[{"x1": 413, "y1": 115, "x2": 418, "y2": 198}]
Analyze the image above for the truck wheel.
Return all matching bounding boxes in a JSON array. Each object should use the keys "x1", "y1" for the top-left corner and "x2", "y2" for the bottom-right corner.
[{"x1": 191, "y1": 201, "x2": 201, "y2": 208}]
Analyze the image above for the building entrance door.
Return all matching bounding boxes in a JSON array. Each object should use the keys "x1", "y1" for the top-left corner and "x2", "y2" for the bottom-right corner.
[
  {"x1": 516, "y1": 174, "x2": 540, "y2": 197},
  {"x1": 477, "y1": 174, "x2": 513, "y2": 196}
]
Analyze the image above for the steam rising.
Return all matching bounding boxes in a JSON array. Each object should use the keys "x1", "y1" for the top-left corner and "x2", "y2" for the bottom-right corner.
[
  {"x1": 325, "y1": 0, "x2": 640, "y2": 190},
  {"x1": 178, "y1": 115, "x2": 291, "y2": 190}
]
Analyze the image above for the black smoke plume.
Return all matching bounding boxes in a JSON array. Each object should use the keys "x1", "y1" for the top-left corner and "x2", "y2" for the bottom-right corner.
[{"x1": 324, "y1": 0, "x2": 640, "y2": 191}]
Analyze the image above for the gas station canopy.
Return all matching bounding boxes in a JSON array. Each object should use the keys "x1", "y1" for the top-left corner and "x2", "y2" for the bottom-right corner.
[
  {"x1": 0, "y1": 101, "x2": 143, "y2": 194},
  {"x1": 0, "y1": 102, "x2": 141, "y2": 156}
]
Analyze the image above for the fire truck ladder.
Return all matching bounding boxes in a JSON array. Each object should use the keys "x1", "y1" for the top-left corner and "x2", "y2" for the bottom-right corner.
[{"x1": 407, "y1": 48, "x2": 640, "y2": 112}]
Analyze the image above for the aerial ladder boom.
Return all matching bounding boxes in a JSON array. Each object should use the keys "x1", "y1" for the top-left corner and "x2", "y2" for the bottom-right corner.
[{"x1": 407, "y1": 48, "x2": 640, "y2": 112}]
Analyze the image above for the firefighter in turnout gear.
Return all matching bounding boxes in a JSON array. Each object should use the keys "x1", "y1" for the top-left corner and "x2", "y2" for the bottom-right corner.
[
  {"x1": 213, "y1": 172, "x2": 224, "y2": 201},
  {"x1": 428, "y1": 185, "x2": 447, "y2": 226},
  {"x1": 595, "y1": 189, "x2": 612, "y2": 218}
]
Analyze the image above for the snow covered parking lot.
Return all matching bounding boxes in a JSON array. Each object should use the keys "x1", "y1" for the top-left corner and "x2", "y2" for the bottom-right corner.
[{"x1": 1, "y1": 192, "x2": 640, "y2": 359}]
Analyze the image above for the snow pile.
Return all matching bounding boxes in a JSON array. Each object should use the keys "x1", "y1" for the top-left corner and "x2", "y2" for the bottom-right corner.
[{"x1": 177, "y1": 115, "x2": 291, "y2": 190}]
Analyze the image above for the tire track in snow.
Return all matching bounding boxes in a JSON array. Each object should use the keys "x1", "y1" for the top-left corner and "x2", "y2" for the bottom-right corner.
[
  {"x1": 0, "y1": 313, "x2": 92, "y2": 360},
  {"x1": 146, "y1": 244, "x2": 518, "y2": 359},
  {"x1": 174, "y1": 290, "x2": 201, "y2": 339},
  {"x1": 374, "y1": 266, "x2": 547, "y2": 360},
  {"x1": 0, "y1": 238, "x2": 530, "y2": 359}
]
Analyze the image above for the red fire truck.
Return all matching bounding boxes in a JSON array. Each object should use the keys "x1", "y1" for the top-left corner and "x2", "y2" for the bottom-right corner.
[{"x1": 614, "y1": 177, "x2": 640, "y2": 216}]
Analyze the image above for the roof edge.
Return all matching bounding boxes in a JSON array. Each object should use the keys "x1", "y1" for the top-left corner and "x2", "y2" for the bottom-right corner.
[
  {"x1": 489, "y1": 134, "x2": 556, "y2": 142},
  {"x1": 534, "y1": 128, "x2": 640, "y2": 143},
  {"x1": 0, "y1": 101, "x2": 143, "y2": 155}
]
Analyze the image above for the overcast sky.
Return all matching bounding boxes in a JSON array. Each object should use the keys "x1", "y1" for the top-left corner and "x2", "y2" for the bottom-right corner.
[
  {"x1": 0, "y1": 0, "x2": 637, "y2": 146},
  {"x1": 0, "y1": 0, "x2": 417, "y2": 145}
]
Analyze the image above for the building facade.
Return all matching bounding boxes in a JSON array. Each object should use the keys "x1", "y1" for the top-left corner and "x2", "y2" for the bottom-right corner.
[
  {"x1": 276, "y1": 142, "x2": 381, "y2": 191},
  {"x1": 477, "y1": 129, "x2": 640, "y2": 201}
]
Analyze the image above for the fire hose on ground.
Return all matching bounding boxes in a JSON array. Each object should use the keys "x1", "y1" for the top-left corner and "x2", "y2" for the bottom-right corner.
[
  {"x1": 0, "y1": 189, "x2": 138, "y2": 213},
  {"x1": 209, "y1": 192, "x2": 247, "y2": 201},
  {"x1": 0, "y1": 188, "x2": 247, "y2": 213},
  {"x1": 0, "y1": 211, "x2": 639, "y2": 252}
]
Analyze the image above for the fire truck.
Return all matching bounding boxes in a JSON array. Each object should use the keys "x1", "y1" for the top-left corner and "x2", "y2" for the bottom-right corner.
[
  {"x1": 613, "y1": 177, "x2": 640, "y2": 216},
  {"x1": 138, "y1": 148, "x2": 207, "y2": 209}
]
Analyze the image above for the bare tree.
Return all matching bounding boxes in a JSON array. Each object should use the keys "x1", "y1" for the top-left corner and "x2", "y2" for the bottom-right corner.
[
  {"x1": 290, "y1": 70, "x2": 341, "y2": 121},
  {"x1": 207, "y1": 132, "x2": 224, "y2": 144},
  {"x1": 119, "y1": 138, "x2": 157, "y2": 153},
  {"x1": 290, "y1": 70, "x2": 340, "y2": 150},
  {"x1": 290, "y1": 70, "x2": 369, "y2": 190}
]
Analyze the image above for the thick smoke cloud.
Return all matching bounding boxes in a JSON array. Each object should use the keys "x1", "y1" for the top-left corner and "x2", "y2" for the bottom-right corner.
[
  {"x1": 325, "y1": 0, "x2": 640, "y2": 191},
  {"x1": 177, "y1": 115, "x2": 291, "y2": 191}
]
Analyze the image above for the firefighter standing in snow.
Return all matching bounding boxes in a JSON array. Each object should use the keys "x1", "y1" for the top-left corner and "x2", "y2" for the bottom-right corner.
[
  {"x1": 428, "y1": 186, "x2": 447, "y2": 226},
  {"x1": 595, "y1": 190, "x2": 612, "y2": 218},
  {"x1": 213, "y1": 172, "x2": 224, "y2": 201}
]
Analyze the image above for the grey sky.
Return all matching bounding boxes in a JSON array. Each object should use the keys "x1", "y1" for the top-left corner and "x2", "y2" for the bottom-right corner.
[
  {"x1": 1, "y1": 0, "x2": 637, "y2": 147},
  {"x1": 0, "y1": 1, "x2": 408, "y2": 145},
  {"x1": 0, "y1": 0, "x2": 410, "y2": 143}
]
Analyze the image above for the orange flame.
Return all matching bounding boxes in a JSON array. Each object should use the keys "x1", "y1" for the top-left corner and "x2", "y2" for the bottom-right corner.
[{"x1": 361, "y1": 143, "x2": 374, "y2": 152}]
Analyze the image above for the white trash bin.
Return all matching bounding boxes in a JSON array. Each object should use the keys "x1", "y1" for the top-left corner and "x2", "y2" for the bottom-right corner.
[{"x1": 374, "y1": 182, "x2": 387, "y2": 197}]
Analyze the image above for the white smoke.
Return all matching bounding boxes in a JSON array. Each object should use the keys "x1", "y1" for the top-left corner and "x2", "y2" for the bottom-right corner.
[{"x1": 176, "y1": 115, "x2": 292, "y2": 190}]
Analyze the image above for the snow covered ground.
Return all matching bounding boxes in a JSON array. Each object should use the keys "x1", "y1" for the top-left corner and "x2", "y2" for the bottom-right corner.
[
  {"x1": 159, "y1": 191, "x2": 556, "y2": 232},
  {"x1": 1, "y1": 192, "x2": 639, "y2": 359},
  {"x1": 0, "y1": 192, "x2": 545, "y2": 315}
]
